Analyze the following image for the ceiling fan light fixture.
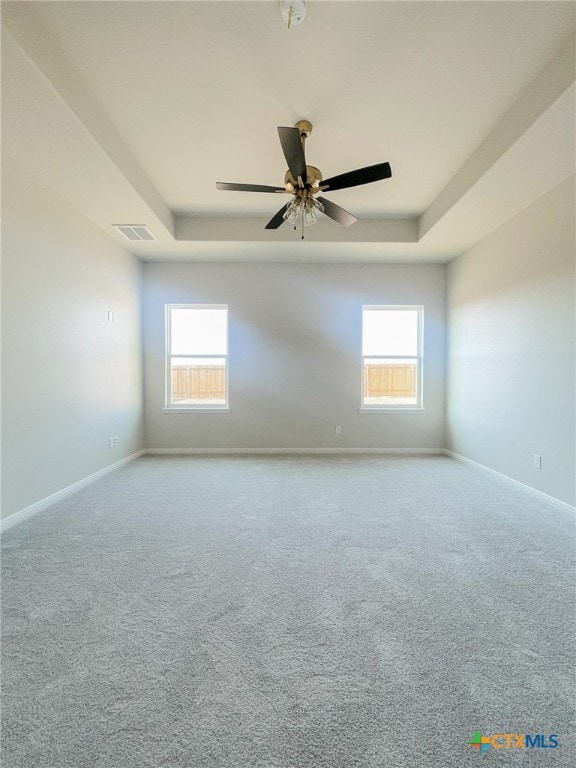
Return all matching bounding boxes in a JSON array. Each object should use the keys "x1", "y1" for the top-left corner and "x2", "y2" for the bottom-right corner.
[
  {"x1": 283, "y1": 197, "x2": 302, "y2": 224},
  {"x1": 283, "y1": 196, "x2": 323, "y2": 226},
  {"x1": 280, "y1": 0, "x2": 307, "y2": 29},
  {"x1": 304, "y1": 198, "x2": 324, "y2": 226}
]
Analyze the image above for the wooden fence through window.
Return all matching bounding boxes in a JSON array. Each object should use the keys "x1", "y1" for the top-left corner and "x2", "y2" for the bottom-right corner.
[
  {"x1": 172, "y1": 364, "x2": 226, "y2": 401},
  {"x1": 363, "y1": 362, "x2": 417, "y2": 398},
  {"x1": 172, "y1": 362, "x2": 414, "y2": 401}
]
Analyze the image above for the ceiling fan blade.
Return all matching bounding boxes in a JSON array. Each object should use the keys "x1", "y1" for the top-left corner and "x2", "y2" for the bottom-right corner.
[
  {"x1": 278, "y1": 127, "x2": 306, "y2": 186},
  {"x1": 216, "y1": 182, "x2": 284, "y2": 193},
  {"x1": 322, "y1": 162, "x2": 392, "y2": 192},
  {"x1": 264, "y1": 203, "x2": 289, "y2": 229},
  {"x1": 317, "y1": 197, "x2": 358, "y2": 227}
]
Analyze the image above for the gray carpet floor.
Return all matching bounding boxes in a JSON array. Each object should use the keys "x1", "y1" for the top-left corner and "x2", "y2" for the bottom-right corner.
[{"x1": 1, "y1": 454, "x2": 574, "y2": 767}]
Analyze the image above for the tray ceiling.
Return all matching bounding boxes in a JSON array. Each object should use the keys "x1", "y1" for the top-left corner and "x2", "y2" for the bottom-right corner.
[{"x1": 2, "y1": 1, "x2": 575, "y2": 262}]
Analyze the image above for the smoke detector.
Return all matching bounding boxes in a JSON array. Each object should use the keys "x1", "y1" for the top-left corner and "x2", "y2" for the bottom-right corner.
[{"x1": 280, "y1": 1, "x2": 307, "y2": 28}]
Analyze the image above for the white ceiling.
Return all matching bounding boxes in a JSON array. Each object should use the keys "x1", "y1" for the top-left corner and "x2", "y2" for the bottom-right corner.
[{"x1": 2, "y1": 0, "x2": 575, "y2": 262}]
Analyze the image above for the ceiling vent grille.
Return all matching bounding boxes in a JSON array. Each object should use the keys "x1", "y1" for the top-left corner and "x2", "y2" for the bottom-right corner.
[{"x1": 113, "y1": 224, "x2": 156, "y2": 241}]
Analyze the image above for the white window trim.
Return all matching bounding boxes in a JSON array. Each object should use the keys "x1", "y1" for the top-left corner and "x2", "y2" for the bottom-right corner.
[
  {"x1": 162, "y1": 407, "x2": 230, "y2": 413},
  {"x1": 358, "y1": 407, "x2": 426, "y2": 414},
  {"x1": 361, "y1": 304, "x2": 424, "y2": 411},
  {"x1": 165, "y1": 303, "x2": 229, "y2": 411}
]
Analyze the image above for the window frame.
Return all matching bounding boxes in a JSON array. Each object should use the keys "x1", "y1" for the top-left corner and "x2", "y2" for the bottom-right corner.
[
  {"x1": 360, "y1": 304, "x2": 424, "y2": 412},
  {"x1": 164, "y1": 303, "x2": 229, "y2": 413}
]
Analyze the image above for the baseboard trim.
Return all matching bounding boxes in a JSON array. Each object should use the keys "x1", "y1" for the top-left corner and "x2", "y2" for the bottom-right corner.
[
  {"x1": 443, "y1": 450, "x2": 575, "y2": 512},
  {"x1": 1, "y1": 450, "x2": 146, "y2": 533},
  {"x1": 11, "y1": 449, "x2": 567, "y2": 532},
  {"x1": 145, "y1": 448, "x2": 444, "y2": 456}
]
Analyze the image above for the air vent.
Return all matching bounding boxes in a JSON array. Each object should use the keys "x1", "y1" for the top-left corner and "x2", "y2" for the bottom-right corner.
[{"x1": 112, "y1": 224, "x2": 156, "y2": 241}]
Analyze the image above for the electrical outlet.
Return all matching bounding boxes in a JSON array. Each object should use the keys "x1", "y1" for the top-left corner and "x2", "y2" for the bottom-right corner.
[
  {"x1": 335, "y1": 425, "x2": 342, "y2": 434},
  {"x1": 107, "y1": 310, "x2": 117, "y2": 322},
  {"x1": 113, "y1": 435, "x2": 119, "y2": 447},
  {"x1": 533, "y1": 454, "x2": 542, "y2": 469}
]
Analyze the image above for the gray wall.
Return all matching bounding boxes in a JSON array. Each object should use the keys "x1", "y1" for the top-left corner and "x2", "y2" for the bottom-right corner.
[
  {"x1": 1, "y1": 163, "x2": 144, "y2": 519},
  {"x1": 446, "y1": 178, "x2": 575, "y2": 505},
  {"x1": 4, "y1": 165, "x2": 572, "y2": 517},
  {"x1": 143, "y1": 262, "x2": 446, "y2": 453}
]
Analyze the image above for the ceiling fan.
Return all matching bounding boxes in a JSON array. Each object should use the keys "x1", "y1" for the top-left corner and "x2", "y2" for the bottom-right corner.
[{"x1": 216, "y1": 120, "x2": 392, "y2": 237}]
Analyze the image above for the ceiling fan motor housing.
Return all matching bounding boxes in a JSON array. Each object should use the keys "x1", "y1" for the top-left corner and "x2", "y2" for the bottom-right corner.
[{"x1": 284, "y1": 165, "x2": 323, "y2": 193}]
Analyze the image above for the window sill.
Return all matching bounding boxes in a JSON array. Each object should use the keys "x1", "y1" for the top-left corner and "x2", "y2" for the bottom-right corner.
[
  {"x1": 359, "y1": 407, "x2": 426, "y2": 414},
  {"x1": 162, "y1": 407, "x2": 230, "y2": 414}
]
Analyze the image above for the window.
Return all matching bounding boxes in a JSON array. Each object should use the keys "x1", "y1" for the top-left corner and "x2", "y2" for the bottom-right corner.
[
  {"x1": 165, "y1": 305, "x2": 228, "y2": 410},
  {"x1": 361, "y1": 305, "x2": 423, "y2": 409}
]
